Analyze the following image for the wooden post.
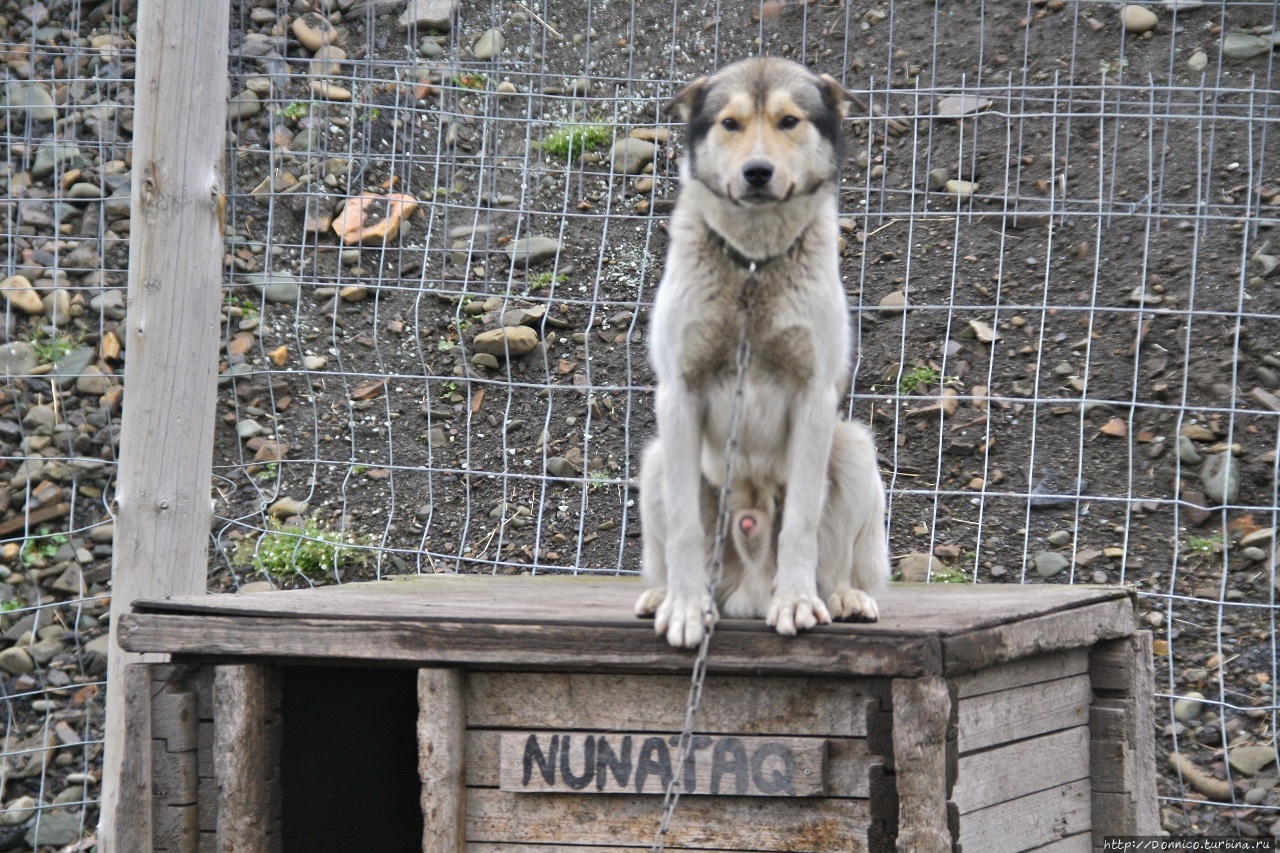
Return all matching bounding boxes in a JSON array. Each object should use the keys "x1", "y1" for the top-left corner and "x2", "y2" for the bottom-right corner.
[
  {"x1": 419, "y1": 668, "x2": 466, "y2": 852},
  {"x1": 99, "y1": 1, "x2": 230, "y2": 850},
  {"x1": 1090, "y1": 632, "x2": 1160, "y2": 839},
  {"x1": 215, "y1": 666, "x2": 273, "y2": 853},
  {"x1": 892, "y1": 676, "x2": 954, "y2": 853}
]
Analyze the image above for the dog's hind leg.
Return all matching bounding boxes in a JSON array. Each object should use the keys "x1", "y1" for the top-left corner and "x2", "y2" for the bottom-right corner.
[
  {"x1": 818, "y1": 421, "x2": 889, "y2": 621},
  {"x1": 635, "y1": 440, "x2": 668, "y2": 617}
]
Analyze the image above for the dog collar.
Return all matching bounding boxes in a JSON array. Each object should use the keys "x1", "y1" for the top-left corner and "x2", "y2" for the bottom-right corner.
[{"x1": 706, "y1": 226, "x2": 803, "y2": 273}]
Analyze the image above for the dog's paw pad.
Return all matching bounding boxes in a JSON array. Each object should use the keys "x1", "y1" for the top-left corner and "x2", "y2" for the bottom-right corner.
[
  {"x1": 634, "y1": 586, "x2": 666, "y2": 618},
  {"x1": 827, "y1": 587, "x2": 880, "y2": 622},
  {"x1": 766, "y1": 594, "x2": 831, "y2": 637},
  {"x1": 655, "y1": 593, "x2": 715, "y2": 649}
]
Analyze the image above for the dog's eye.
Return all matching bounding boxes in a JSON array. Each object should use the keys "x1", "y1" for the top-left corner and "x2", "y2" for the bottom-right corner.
[
  {"x1": 779, "y1": 115, "x2": 801, "y2": 130},
  {"x1": 720, "y1": 117, "x2": 740, "y2": 131}
]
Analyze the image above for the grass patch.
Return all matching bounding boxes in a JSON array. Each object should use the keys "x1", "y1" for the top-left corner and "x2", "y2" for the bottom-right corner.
[
  {"x1": 20, "y1": 530, "x2": 68, "y2": 566},
  {"x1": 30, "y1": 328, "x2": 77, "y2": 365},
  {"x1": 528, "y1": 271, "x2": 568, "y2": 291},
  {"x1": 928, "y1": 565, "x2": 970, "y2": 584},
  {"x1": 535, "y1": 123, "x2": 614, "y2": 160},
  {"x1": 453, "y1": 72, "x2": 486, "y2": 90},
  {"x1": 235, "y1": 517, "x2": 373, "y2": 579},
  {"x1": 1183, "y1": 533, "x2": 1222, "y2": 556},
  {"x1": 898, "y1": 365, "x2": 941, "y2": 395}
]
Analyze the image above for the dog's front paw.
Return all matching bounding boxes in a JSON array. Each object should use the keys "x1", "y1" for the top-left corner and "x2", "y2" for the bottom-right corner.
[
  {"x1": 827, "y1": 587, "x2": 880, "y2": 622},
  {"x1": 766, "y1": 593, "x2": 832, "y2": 637},
  {"x1": 654, "y1": 592, "x2": 715, "y2": 649},
  {"x1": 634, "y1": 586, "x2": 666, "y2": 617}
]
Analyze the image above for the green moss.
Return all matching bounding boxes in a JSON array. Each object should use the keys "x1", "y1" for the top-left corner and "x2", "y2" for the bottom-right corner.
[{"x1": 535, "y1": 123, "x2": 614, "y2": 160}]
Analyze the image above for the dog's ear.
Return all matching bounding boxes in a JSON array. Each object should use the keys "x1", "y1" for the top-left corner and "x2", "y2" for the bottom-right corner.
[
  {"x1": 667, "y1": 76, "x2": 710, "y2": 124},
  {"x1": 816, "y1": 73, "x2": 862, "y2": 120}
]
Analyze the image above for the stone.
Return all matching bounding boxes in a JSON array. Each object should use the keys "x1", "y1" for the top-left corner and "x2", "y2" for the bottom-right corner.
[
  {"x1": 3, "y1": 81, "x2": 56, "y2": 123},
  {"x1": 943, "y1": 179, "x2": 978, "y2": 198},
  {"x1": 0, "y1": 343, "x2": 38, "y2": 378},
  {"x1": 472, "y1": 326, "x2": 538, "y2": 359},
  {"x1": 310, "y1": 45, "x2": 347, "y2": 75},
  {"x1": 1176, "y1": 435, "x2": 1202, "y2": 465},
  {"x1": 473, "y1": 28, "x2": 505, "y2": 60},
  {"x1": 0, "y1": 646, "x2": 34, "y2": 676},
  {"x1": 237, "y1": 420, "x2": 264, "y2": 440},
  {"x1": 309, "y1": 80, "x2": 352, "y2": 101},
  {"x1": 1229, "y1": 745, "x2": 1278, "y2": 776},
  {"x1": 1173, "y1": 691, "x2": 1204, "y2": 722},
  {"x1": 1240, "y1": 528, "x2": 1276, "y2": 549},
  {"x1": 1222, "y1": 32, "x2": 1272, "y2": 60},
  {"x1": 936, "y1": 95, "x2": 992, "y2": 118},
  {"x1": 608, "y1": 138, "x2": 657, "y2": 175},
  {"x1": 42, "y1": 288, "x2": 72, "y2": 326},
  {"x1": 227, "y1": 89, "x2": 261, "y2": 121},
  {"x1": 31, "y1": 142, "x2": 82, "y2": 180},
  {"x1": 897, "y1": 552, "x2": 945, "y2": 582},
  {"x1": 927, "y1": 168, "x2": 950, "y2": 191},
  {"x1": 267, "y1": 497, "x2": 306, "y2": 519},
  {"x1": 0, "y1": 796, "x2": 36, "y2": 826},
  {"x1": 253, "y1": 272, "x2": 301, "y2": 303},
  {"x1": 291, "y1": 13, "x2": 337, "y2": 51},
  {"x1": 1033, "y1": 551, "x2": 1070, "y2": 578},
  {"x1": 1199, "y1": 452, "x2": 1240, "y2": 505},
  {"x1": 1046, "y1": 530, "x2": 1072, "y2": 546},
  {"x1": 238, "y1": 581, "x2": 276, "y2": 594},
  {"x1": 877, "y1": 290, "x2": 908, "y2": 315},
  {"x1": 1, "y1": 275, "x2": 44, "y2": 315},
  {"x1": 90, "y1": 289, "x2": 127, "y2": 320},
  {"x1": 75, "y1": 364, "x2": 111, "y2": 396},
  {"x1": 400, "y1": 0, "x2": 457, "y2": 31},
  {"x1": 471, "y1": 352, "x2": 501, "y2": 370},
  {"x1": 507, "y1": 236, "x2": 562, "y2": 266},
  {"x1": 1120, "y1": 5, "x2": 1159, "y2": 33},
  {"x1": 303, "y1": 355, "x2": 328, "y2": 370},
  {"x1": 545, "y1": 456, "x2": 581, "y2": 478},
  {"x1": 1188, "y1": 49, "x2": 1208, "y2": 71},
  {"x1": 51, "y1": 346, "x2": 96, "y2": 391},
  {"x1": 25, "y1": 809, "x2": 82, "y2": 848}
]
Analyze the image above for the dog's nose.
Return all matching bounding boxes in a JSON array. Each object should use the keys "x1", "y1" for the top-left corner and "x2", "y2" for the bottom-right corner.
[{"x1": 742, "y1": 160, "x2": 774, "y2": 188}]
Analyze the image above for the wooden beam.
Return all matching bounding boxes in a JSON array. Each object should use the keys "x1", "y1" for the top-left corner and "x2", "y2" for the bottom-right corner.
[
  {"x1": 891, "y1": 677, "x2": 953, "y2": 853},
  {"x1": 99, "y1": 0, "x2": 230, "y2": 849},
  {"x1": 419, "y1": 668, "x2": 466, "y2": 852},
  {"x1": 214, "y1": 666, "x2": 271, "y2": 853}
]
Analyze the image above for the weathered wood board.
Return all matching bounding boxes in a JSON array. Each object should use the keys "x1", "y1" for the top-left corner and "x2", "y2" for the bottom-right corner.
[
  {"x1": 953, "y1": 726, "x2": 1091, "y2": 814},
  {"x1": 498, "y1": 731, "x2": 828, "y2": 796},
  {"x1": 957, "y1": 778, "x2": 1092, "y2": 853},
  {"x1": 957, "y1": 674, "x2": 1092, "y2": 753}
]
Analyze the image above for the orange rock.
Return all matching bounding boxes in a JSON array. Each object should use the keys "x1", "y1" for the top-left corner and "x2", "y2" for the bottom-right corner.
[{"x1": 332, "y1": 192, "x2": 419, "y2": 245}]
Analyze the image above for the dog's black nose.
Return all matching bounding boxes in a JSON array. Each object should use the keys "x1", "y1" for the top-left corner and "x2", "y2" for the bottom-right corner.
[{"x1": 742, "y1": 160, "x2": 774, "y2": 188}]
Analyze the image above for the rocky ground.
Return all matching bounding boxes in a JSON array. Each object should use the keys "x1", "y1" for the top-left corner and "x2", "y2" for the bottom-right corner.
[{"x1": 0, "y1": 0, "x2": 1279, "y2": 848}]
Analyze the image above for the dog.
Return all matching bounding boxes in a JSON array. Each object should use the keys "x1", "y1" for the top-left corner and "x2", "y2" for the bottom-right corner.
[{"x1": 635, "y1": 57, "x2": 890, "y2": 649}]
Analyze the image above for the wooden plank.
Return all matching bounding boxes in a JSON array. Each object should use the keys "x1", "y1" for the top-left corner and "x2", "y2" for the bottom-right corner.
[
  {"x1": 469, "y1": 847, "x2": 765, "y2": 852},
  {"x1": 466, "y1": 672, "x2": 873, "y2": 736},
  {"x1": 118, "y1": 612, "x2": 939, "y2": 678},
  {"x1": 131, "y1": 575, "x2": 1131, "y2": 637},
  {"x1": 100, "y1": 0, "x2": 230, "y2": 849},
  {"x1": 113, "y1": 664, "x2": 154, "y2": 853},
  {"x1": 943, "y1": 597, "x2": 1134, "y2": 674},
  {"x1": 467, "y1": 731, "x2": 874, "y2": 798},
  {"x1": 952, "y1": 648, "x2": 1090, "y2": 699},
  {"x1": 466, "y1": 788, "x2": 870, "y2": 852},
  {"x1": 1024, "y1": 833, "x2": 1091, "y2": 853},
  {"x1": 1089, "y1": 632, "x2": 1158, "y2": 836},
  {"x1": 890, "y1": 677, "x2": 953, "y2": 853},
  {"x1": 153, "y1": 669, "x2": 199, "y2": 853},
  {"x1": 953, "y1": 726, "x2": 1090, "y2": 814},
  {"x1": 957, "y1": 778, "x2": 1091, "y2": 853},
  {"x1": 419, "y1": 668, "x2": 466, "y2": 853},
  {"x1": 958, "y1": 674, "x2": 1091, "y2": 754},
  {"x1": 214, "y1": 666, "x2": 270, "y2": 853},
  {"x1": 498, "y1": 732, "x2": 827, "y2": 796}
]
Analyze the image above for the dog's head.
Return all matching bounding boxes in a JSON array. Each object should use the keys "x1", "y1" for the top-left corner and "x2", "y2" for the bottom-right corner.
[{"x1": 669, "y1": 57, "x2": 857, "y2": 206}]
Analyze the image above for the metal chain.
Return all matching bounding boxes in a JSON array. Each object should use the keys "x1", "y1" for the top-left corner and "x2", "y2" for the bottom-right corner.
[{"x1": 651, "y1": 271, "x2": 756, "y2": 851}]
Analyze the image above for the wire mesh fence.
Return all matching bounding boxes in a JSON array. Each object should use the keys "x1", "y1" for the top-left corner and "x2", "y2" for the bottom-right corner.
[{"x1": 3, "y1": 0, "x2": 1280, "y2": 847}]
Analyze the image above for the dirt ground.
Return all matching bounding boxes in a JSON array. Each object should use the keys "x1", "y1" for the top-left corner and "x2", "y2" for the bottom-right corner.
[{"x1": 208, "y1": 0, "x2": 1280, "y2": 840}]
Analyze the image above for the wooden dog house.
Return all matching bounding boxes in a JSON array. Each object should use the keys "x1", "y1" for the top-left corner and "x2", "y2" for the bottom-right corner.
[{"x1": 117, "y1": 575, "x2": 1156, "y2": 852}]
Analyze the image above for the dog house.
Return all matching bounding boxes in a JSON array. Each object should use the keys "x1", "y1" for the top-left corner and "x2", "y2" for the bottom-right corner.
[{"x1": 116, "y1": 575, "x2": 1156, "y2": 852}]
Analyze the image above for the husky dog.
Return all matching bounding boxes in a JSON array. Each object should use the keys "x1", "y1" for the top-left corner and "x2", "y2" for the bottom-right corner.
[{"x1": 636, "y1": 58, "x2": 889, "y2": 649}]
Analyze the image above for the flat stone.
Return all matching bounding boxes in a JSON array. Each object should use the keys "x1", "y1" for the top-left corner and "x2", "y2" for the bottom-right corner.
[
  {"x1": 31, "y1": 142, "x2": 82, "y2": 179},
  {"x1": 51, "y1": 346, "x2": 96, "y2": 391},
  {"x1": 936, "y1": 95, "x2": 992, "y2": 118},
  {"x1": 267, "y1": 497, "x2": 306, "y2": 519},
  {"x1": 310, "y1": 45, "x2": 347, "y2": 76},
  {"x1": 400, "y1": 0, "x2": 457, "y2": 31},
  {"x1": 472, "y1": 326, "x2": 538, "y2": 359},
  {"x1": 1188, "y1": 49, "x2": 1208, "y2": 71},
  {"x1": 90, "y1": 289, "x2": 127, "y2": 320},
  {"x1": 309, "y1": 80, "x2": 352, "y2": 101},
  {"x1": 0, "y1": 342, "x2": 38, "y2": 378},
  {"x1": 608, "y1": 138, "x2": 656, "y2": 174},
  {"x1": 507, "y1": 235, "x2": 562, "y2": 266},
  {"x1": 75, "y1": 364, "x2": 111, "y2": 396},
  {"x1": 1120, "y1": 4, "x2": 1159, "y2": 34},
  {"x1": 1240, "y1": 528, "x2": 1276, "y2": 549},
  {"x1": 1, "y1": 275, "x2": 44, "y2": 315},
  {"x1": 3, "y1": 81, "x2": 56, "y2": 123},
  {"x1": 1229, "y1": 745, "x2": 1278, "y2": 776},
  {"x1": 1047, "y1": 530, "x2": 1072, "y2": 546},
  {"x1": 944, "y1": 179, "x2": 978, "y2": 198},
  {"x1": 1176, "y1": 434, "x2": 1202, "y2": 465},
  {"x1": 545, "y1": 456, "x2": 581, "y2": 478},
  {"x1": 25, "y1": 809, "x2": 82, "y2": 848},
  {"x1": 1033, "y1": 550, "x2": 1070, "y2": 578},
  {"x1": 1222, "y1": 32, "x2": 1272, "y2": 60},
  {"x1": 0, "y1": 796, "x2": 35, "y2": 826},
  {"x1": 473, "y1": 28, "x2": 505, "y2": 60},
  {"x1": 1173, "y1": 691, "x2": 1204, "y2": 722},
  {"x1": 877, "y1": 290, "x2": 908, "y2": 315}
]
